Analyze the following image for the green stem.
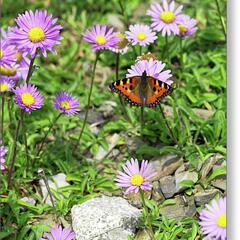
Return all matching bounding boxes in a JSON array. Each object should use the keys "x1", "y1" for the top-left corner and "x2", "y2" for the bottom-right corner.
[
  {"x1": 165, "y1": 35, "x2": 169, "y2": 63},
  {"x1": 36, "y1": 113, "x2": 62, "y2": 157},
  {"x1": 159, "y1": 104, "x2": 179, "y2": 147},
  {"x1": 26, "y1": 51, "x2": 37, "y2": 84},
  {"x1": 7, "y1": 110, "x2": 23, "y2": 189},
  {"x1": 1, "y1": 95, "x2": 5, "y2": 143},
  {"x1": 139, "y1": 46, "x2": 142, "y2": 56},
  {"x1": 139, "y1": 189, "x2": 155, "y2": 239},
  {"x1": 75, "y1": 52, "x2": 100, "y2": 150},
  {"x1": 21, "y1": 113, "x2": 29, "y2": 171},
  {"x1": 214, "y1": 0, "x2": 226, "y2": 41},
  {"x1": 118, "y1": 0, "x2": 129, "y2": 27},
  {"x1": 179, "y1": 37, "x2": 184, "y2": 87}
]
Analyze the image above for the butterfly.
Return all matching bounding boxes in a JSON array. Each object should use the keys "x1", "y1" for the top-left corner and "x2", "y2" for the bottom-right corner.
[{"x1": 109, "y1": 70, "x2": 173, "y2": 108}]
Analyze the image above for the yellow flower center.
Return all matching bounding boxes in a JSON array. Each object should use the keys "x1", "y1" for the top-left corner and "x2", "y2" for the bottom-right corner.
[
  {"x1": 137, "y1": 32, "x2": 147, "y2": 41},
  {"x1": 60, "y1": 100, "x2": 70, "y2": 110},
  {"x1": 178, "y1": 24, "x2": 188, "y2": 34},
  {"x1": 14, "y1": 52, "x2": 23, "y2": 63},
  {"x1": 95, "y1": 35, "x2": 107, "y2": 45},
  {"x1": 115, "y1": 33, "x2": 128, "y2": 48},
  {"x1": 0, "y1": 65, "x2": 17, "y2": 76},
  {"x1": 160, "y1": 11, "x2": 176, "y2": 23},
  {"x1": 28, "y1": 27, "x2": 45, "y2": 43},
  {"x1": 21, "y1": 93, "x2": 35, "y2": 106},
  {"x1": 130, "y1": 174, "x2": 144, "y2": 186},
  {"x1": 0, "y1": 49, "x2": 3, "y2": 59},
  {"x1": 217, "y1": 214, "x2": 226, "y2": 228},
  {"x1": 0, "y1": 83, "x2": 8, "y2": 92}
]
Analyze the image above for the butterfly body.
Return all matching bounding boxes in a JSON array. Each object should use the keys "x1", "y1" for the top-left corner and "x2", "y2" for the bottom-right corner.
[{"x1": 109, "y1": 70, "x2": 173, "y2": 108}]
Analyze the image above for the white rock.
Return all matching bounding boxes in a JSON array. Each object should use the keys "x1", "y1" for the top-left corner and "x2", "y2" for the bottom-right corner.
[
  {"x1": 71, "y1": 195, "x2": 141, "y2": 240},
  {"x1": 39, "y1": 173, "x2": 69, "y2": 205}
]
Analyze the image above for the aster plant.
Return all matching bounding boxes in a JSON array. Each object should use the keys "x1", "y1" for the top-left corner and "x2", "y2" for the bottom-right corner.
[
  {"x1": 126, "y1": 59, "x2": 173, "y2": 85},
  {"x1": 147, "y1": 0, "x2": 183, "y2": 36},
  {"x1": 0, "y1": 141, "x2": 8, "y2": 172},
  {"x1": 115, "y1": 158, "x2": 156, "y2": 194},
  {"x1": 199, "y1": 197, "x2": 226, "y2": 240},
  {"x1": 41, "y1": 225, "x2": 76, "y2": 240},
  {"x1": 14, "y1": 84, "x2": 44, "y2": 113},
  {"x1": 116, "y1": 158, "x2": 156, "y2": 238},
  {"x1": 76, "y1": 24, "x2": 120, "y2": 150},
  {"x1": 8, "y1": 10, "x2": 63, "y2": 58},
  {"x1": 82, "y1": 24, "x2": 119, "y2": 52},
  {"x1": 125, "y1": 24, "x2": 157, "y2": 48},
  {"x1": 53, "y1": 92, "x2": 80, "y2": 116}
]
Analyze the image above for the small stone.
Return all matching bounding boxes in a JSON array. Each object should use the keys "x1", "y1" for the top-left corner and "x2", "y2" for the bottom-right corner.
[
  {"x1": 39, "y1": 173, "x2": 69, "y2": 205},
  {"x1": 135, "y1": 229, "x2": 153, "y2": 240},
  {"x1": 175, "y1": 171, "x2": 198, "y2": 193},
  {"x1": 99, "y1": 101, "x2": 117, "y2": 118},
  {"x1": 201, "y1": 154, "x2": 225, "y2": 180},
  {"x1": 194, "y1": 188, "x2": 219, "y2": 206},
  {"x1": 126, "y1": 191, "x2": 151, "y2": 209},
  {"x1": 95, "y1": 134, "x2": 120, "y2": 161},
  {"x1": 211, "y1": 176, "x2": 226, "y2": 191},
  {"x1": 151, "y1": 154, "x2": 183, "y2": 180},
  {"x1": 20, "y1": 197, "x2": 36, "y2": 211},
  {"x1": 152, "y1": 181, "x2": 165, "y2": 203},
  {"x1": 159, "y1": 176, "x2": 176, "y2": 198},
  {"x1": 71, "y1": 196, "x2": 141, "y2": 240},
  {"x1": 125, "y1": 136, "x2": 145, "y2": 153},
  {"x1": 79, "y1": 110, "x2": 104, "y2": 125},
  {"x1": 159, "y1": 195, "x2": 196, "y2": 220}
]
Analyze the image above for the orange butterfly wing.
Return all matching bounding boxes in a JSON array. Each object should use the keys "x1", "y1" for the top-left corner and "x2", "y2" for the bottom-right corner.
[
  {"x1": 109, "y1": 77, "x2": 142, "y2": 106},
  {"x1": 145, "y1": 77, "x2": 173, "y2": 107},
  {"x1": 109, "y1": 76, "x2": 173, "y2": 108}
]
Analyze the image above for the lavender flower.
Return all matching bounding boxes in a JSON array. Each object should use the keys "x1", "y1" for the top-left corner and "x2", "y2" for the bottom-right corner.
[
  {"x1": 0, "y1": 39, "x2": 17, "y2": 67},
  {"x1": 115, "y1": 158, "x2": 156, "y2": 194},
  {"x1": 41, "y1": 225, "x2": 76, "y2": 240},
  {"x1": 126, "y1": 59, "x2": 173, "y2": 85},
  {"x1": 147, "y1": 0, "x2": 183, "y2": 36},
  {"x1": 177, "y1": 15, "x2": 198, "y2": 37},
  {"x1": 199, "y1": 197, "x2": 226, "y2": 240},
  {"x1": 82, "y1": 24, "x2": 119, "y2": 52},
  {"x1": 0, "y1": 78, "x2": 15, "y2": 93},
  {"x1": 0, "y1": 141, "x2": 7, "y2": 172},
  {"x1": 53, "y1": 92, "x2": 80, "y2": 116},
  {"x1": 8, "y1": 10, "x2": 63, "y2": 57},
  {"x1": 14, "y1": 84, "x2": 44, "y2": 113},
  {"x1": 125, "y1": 24, "x2": 157, "y2": 46}
]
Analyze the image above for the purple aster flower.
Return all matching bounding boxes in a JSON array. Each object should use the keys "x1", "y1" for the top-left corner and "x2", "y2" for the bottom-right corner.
[
  {"x1": 109, "y1": 32, "x2": 129, "y2": 54},
  {"x1": 0, "y1": 39, "x2": 17, "y2": 67},
  {"x1": 0, "y1": 78, "x2": 15, "y2": 93},
  {"x1": 82, "y1": 24, "x2": 119, "y2": 52},
  {"x1": 41, "y1": 225, "x2": 76, "y2": 240},
  {"x1": 126, "y1": 59, "x2": 173, "y2": 85},
  {"x1": 14, "y1": 84, "x2": 44, "y2": 113},
  {"x1": 1, "y1": 27, "x2": 30, "y2": 80},
  {"x1": 199, "y1": 197, "x2": 226, "y2": 240},
  {"x1": 0, "y1": 141, "x2": 8, "y2": 172},
  {"x1": 53, "y1": 92, "x2": 80, "y2": 116},
  {"x1": 177, "y1": 15, "x2": 198, "y2": 38},
  {"x1": 115, "y1": 158, "x2": 156, "y2": 194},
  {"x1": 125, "y1": 24, "x2": 157, "y2": 47},
  {"x1": 147, "y1": 0, "x2": 183, "y2": 36},
  {"x1": 8, "y1": 10, "x2": 63, "y2": 57},
  {"x1": 0, "y1": 64, "x2": 24, "y2": 82}
]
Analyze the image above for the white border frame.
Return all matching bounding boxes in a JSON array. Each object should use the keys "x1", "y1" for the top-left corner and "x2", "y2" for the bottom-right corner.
[{"x1": 228, "y1": 0, "x2": 240, "y2": 239}]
